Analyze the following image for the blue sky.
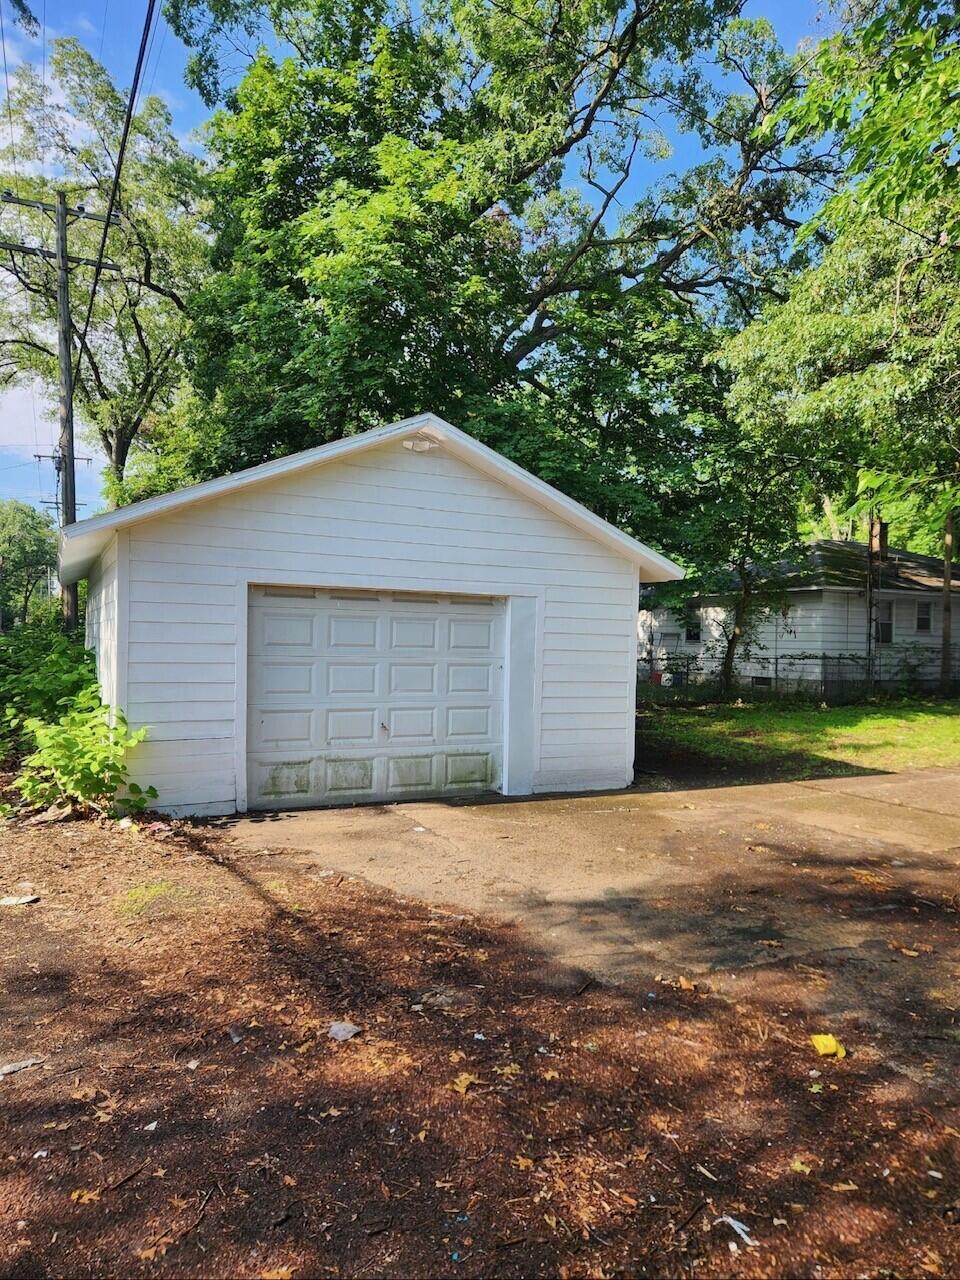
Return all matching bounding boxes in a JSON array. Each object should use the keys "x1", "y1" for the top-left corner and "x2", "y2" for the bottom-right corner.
[{"x1": 0, "y1": 0, "x2": 829, "y2": 517}]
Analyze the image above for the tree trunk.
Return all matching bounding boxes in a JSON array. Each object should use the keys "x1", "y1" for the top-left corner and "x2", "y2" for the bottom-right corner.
[
  {"x1": 941, "y1": 510, "x2": 954, "y2": 694},
  {"x1": 19, "y1": 573, "x2": 40, "y2": 624},
  {"x1": 821, "y1": 494, "x2": 842, "y2": 540},
  {"x1": 719, "y1": 582, "x2": 751, "y2": 695}
]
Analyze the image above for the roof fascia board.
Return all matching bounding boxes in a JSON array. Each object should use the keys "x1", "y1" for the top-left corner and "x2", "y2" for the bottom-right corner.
[{"x1": 59, "y1": 412, "x2": 682, "y2": 583}]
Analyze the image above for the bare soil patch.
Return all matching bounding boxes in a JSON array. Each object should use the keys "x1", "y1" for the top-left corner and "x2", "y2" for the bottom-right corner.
[{"x1": 1, "y1": 816, "x2": 959, "y2": 1278}]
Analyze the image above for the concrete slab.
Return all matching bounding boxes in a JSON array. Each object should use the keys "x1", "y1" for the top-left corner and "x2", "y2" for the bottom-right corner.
[{"x1": 223, "y1": 768, "x2": 960, "y2": 1030}]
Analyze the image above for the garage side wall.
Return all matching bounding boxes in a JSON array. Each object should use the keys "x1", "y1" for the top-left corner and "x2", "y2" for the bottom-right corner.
[
  {"x1": 84, "y1": 533, "x2": 119, "y2": 709},
  {"x1": 122, "y1": 442, "x2": 639, "y2": 815}
]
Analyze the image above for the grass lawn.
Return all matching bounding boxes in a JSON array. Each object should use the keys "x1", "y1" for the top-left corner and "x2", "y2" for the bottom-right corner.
[{"x1": 637, "y1": 697, "x2": 960, "y2": 778}]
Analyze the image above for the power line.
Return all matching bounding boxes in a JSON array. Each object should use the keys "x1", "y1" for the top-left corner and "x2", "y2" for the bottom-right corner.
[
  {"x1": 97, "y1": 0, "x2": 109, "y2": 60},
  {"x1": 0, "y1": 0, "x2": 25, "y2": 238},
  {"x1": 72, "y1": 0, "x2": 158, "y2": 390}
]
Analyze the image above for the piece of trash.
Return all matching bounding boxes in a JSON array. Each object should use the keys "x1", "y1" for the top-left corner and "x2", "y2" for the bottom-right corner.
[
  {"x1": 33, "y1": 1150, "x2": 48, "y2": 1159},
  {"x1": 929, "y1": 1171, "x2": 944, "y2": 1180},
  {"x1": 416, "y1": 988, "x2": 456, "y2": 1010},
  {"x1": 143, "y1": 1121, "x2": 158, "y2": 1132},
  {"x1": 473, "y1": 1032, "x2": 486, "y2": 1041},
  {"x1": 328, "y1": 1021, "x2": 361, "y2": 1042},
  {"x1": 810, "y1": 1033, "x2": 846, "y2": 1059},
  {"x1": 715, "y1": 1215, "x2": 755, "y2": 1247},
  {"x1": 413, "y1": 826, "x2": 426, "y2": 833},
  {"x1": 117, "y1": 816, "x2": 134, "y2": 830},
  {"x1": 0, "y1": 1057, "x2": 44, "y2": 1079},
  {"x1": 185, "y1": 1059, "x2": 200, "y2": 1071},
  {"x1": 696, "y1": 1164, "x2": 718, "y2": 1181},
  {"x1": 0, "y1": 895, "x2": 40, "y2": 907},
  {"x1": 227, "y1": 1026, "x2": 244, "y2": 1045}
]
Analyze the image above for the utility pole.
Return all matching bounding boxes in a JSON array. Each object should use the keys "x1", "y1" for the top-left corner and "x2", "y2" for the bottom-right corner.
[
  {"x1": 55, "y1": 191, "x2": 78, "y2": 629},
  {"x1": 0, "y1": 189, "x2": 120, "y2": 630}
]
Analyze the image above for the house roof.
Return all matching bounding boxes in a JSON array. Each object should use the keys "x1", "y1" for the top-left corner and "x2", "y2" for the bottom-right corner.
[
  {"x1": 59, "y1": 413, "x2": 684, "y2": 585},
  {"x1": 776, "y1": 540, "x2": 960, "y2": 594},
  {"x1": 649, "y1": 539, "x2": 959, "y2": 605}
]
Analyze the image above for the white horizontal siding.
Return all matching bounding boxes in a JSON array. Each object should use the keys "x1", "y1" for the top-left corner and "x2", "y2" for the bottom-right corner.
[
  {"x1": 822, "y1": 589, "x2": 943, "y2": 679},
  {"x1": 84, "y1": 534, "x2": 119, "y2": 708},
  {"x1": 640, "y1": 585, "x2": 949, "y2": 686},
  {"x1": 122, "y1": 441, "x2": 640, "y2": 813}
]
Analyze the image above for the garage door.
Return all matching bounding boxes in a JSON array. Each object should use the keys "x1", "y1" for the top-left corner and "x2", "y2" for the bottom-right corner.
[{"x1": 247, "y1": 587, "x2": 505, "y2": 808}]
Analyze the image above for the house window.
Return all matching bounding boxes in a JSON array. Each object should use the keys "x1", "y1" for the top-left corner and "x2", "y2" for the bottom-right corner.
[
  {"x1": 751, "y1": 675, "x2": 773, "y2": 688},
  {"x1": 916, "y1": 601, "x2": 932, "y2": 634},
  {"x1": 685, "y1": 608, "x2": 701, "y2": 644},
  {"x1": 876, "y1": 600, "x2": 893, "y2": 645}
]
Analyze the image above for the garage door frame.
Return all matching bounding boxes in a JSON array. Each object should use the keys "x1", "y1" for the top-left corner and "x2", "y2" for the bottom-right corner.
[{"x1": 233, "y1": 574, "x2": 539, "y2": 812}]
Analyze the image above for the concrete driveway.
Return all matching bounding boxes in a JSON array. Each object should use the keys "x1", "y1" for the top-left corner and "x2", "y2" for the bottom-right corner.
[{"x1": 224, "y1": 768, "x2": 960, "y2": 1031}]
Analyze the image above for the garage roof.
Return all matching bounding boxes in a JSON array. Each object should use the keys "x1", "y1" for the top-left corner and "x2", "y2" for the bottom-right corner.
[{"x1": 59, "y1": 413, "x2": 683, "y2": 585}]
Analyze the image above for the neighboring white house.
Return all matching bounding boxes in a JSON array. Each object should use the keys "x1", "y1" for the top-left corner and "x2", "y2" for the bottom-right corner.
[
  {"x1": 638, "y1": 540, "x2": 959, "y2": 693},
  {"x1": 60, "y1": 413, "x2": 682, "y2": 816}
]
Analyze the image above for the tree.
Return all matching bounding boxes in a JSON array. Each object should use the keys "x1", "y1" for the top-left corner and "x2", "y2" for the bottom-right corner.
[
  {"x1": 766, "y1": 0, "x2": 960, "y2": 690},
  {"x1": 777, "y1": 0, "x2": 960, "y2": 245},
  {"x1": 133, "y1": 1, "x2": 832, "y2": 517},
  {"x1": 721, "y1": 214, "x2": 960, "y2": 690},
  {"x1": 0, "y1": 500, "x2": 57, "y2": 630},
  {"x1": 0, "y1": 39, "x2": 209, "y2": 482}
]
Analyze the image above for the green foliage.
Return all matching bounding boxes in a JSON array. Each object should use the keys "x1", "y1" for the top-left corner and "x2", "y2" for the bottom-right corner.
[
  {"x1": 0, "y1": 620, "x2": 157, "y2": 814},
  {"x1": 0, "y1": 500, "x2": 57, "y2": 630},
  {"x1": 777, "y1": 0, "x2": 960, "y2": 243},
  {"x1": 0, "y1": 39, "x2": 210, "y2": 478},
  {"x1": 15, "y1": 688, "x2": 157, "y2": 815},
  {"x1": 129, "y1": 1, "x2": 830, "y2": 544},
  {"x1": 721, "y1": 213, "x2": 960, "y2": 545},
  {"x1": 0, "y1": 622, "x2": 96, "y2": 754}
]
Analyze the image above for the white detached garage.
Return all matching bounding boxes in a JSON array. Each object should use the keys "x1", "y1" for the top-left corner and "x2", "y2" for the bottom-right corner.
[{"x1": 59, "y1": 414, "x2": 682, "y2": 816}]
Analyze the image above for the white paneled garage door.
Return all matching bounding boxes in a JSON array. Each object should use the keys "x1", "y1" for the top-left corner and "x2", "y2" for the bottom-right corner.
[{"x1": 247, "y1": 587, "x2": 505, "y2": 808}]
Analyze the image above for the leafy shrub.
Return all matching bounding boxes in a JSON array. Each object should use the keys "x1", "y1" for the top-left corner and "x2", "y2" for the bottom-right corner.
[
  {"x1": 14, "y1": 689, "x2": 157, "y2": 815},
  {"x1": 1, "y1": 618, "x2": 157, "y2": 815},
  {"x1": 0, "y1": 623, "x2": 96, "y2": 758}
]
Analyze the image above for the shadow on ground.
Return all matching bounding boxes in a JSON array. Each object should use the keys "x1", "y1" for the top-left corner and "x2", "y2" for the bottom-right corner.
[{"x1": 1, "y1": 818, "x2": 959, "y2": 1278}]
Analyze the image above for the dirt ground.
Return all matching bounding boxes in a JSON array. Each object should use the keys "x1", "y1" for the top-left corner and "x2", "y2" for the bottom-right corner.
[{"x1": 1, "y1": 781, "x2": 959, "y2": 1278}]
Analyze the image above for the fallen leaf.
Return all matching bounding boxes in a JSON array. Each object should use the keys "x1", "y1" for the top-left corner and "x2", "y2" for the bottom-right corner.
[
  {"x1": 810, "y1": 1033, "x2": 846, "y2": 1059},
  {"x1": 449, "y1": 1050, "x2": 467, "y2": 1064},
  {"x1": 790, "y1": 1157, "x2": 812, "y2": 1174},
  {"x1": 261, "y1": 1269, "x2": 295, "y2": 1280},
  {"x1": 543, "y1": 1069, "x2": 560, "y2": 1081},
  {"x1": 809, "y1": 1083, "x2": 823, "y2": 1094},
  {"x1": 514, "y1": 1155, "x2": 534, "y2": 1170},
  {"x1": 282, "y1": 1175, "x2": 297, "y2": 1187},
  {"x1": 450, "y1": 1072, "x2": 483, "y2": 1094},
  {"x1": 678, "y1": 976, "x2": 695, "y2": 991},
  {"x1": 70, "y1": 1188, "x2": 101, "y2": 1204},
  {"x1": 831, "y1": 1182, "x2": 858, "y2": 1192},
  {"x1": 493, "y1": 1062, "x2": 521, "y2": 1078}
]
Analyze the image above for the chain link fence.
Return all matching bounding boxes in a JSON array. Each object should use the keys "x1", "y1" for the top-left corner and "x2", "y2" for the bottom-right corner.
[{"x1": 638, "y1": 646, "x2": 960, "y2": 704}]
